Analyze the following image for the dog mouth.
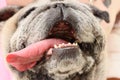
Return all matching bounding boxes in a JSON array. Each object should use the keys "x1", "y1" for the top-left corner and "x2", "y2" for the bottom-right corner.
[
  {"x1": 46, "y1": 20, "x2": 93, "y2": 55},
  {"x1": 7, "y1": 20, "x2": 95, "y2": 72},
  {"x1": 6, "y1": 17, "x2": 97, "y2": 74},
  {"x1": 47, "y1": 20, "x2": 76, "y2": 43},
  {"x1": 44, "y1": 20, "x2": 79, "y2": 60},
  {"x1": 45, "y1": 20, "x2": 80, "y2": 58}
]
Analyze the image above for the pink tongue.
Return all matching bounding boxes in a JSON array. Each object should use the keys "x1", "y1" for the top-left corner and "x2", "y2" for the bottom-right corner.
[{"x1": 6, "y1": 38, "x2": 67, "y2": 72}]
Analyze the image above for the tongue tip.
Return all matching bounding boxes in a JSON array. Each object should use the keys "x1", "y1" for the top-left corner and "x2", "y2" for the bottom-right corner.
[
  {"x1": 6, "y1": 54, "x2": 17, "y2": 63},
  {"x1": 6, "y1": 54, "x2": 37, "y2": 72}
]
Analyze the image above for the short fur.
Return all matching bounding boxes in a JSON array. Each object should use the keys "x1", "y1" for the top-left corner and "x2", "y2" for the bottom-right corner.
[{"x1": 0, "y1": 0, "x2": 109, "y2": 80}]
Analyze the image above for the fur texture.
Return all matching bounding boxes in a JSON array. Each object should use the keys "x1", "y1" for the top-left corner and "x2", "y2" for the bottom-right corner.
[{"x1": 0, "y1": 0, "x2": 109, "y2": 80}]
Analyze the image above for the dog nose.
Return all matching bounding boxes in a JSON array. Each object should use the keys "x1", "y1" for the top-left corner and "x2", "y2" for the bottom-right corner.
[{"x1": 52, "y1": 3, "x2": 67, "y2": 8}]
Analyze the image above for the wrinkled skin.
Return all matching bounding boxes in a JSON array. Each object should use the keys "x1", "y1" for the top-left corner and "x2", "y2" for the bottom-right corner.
[{"x1": 1, "y1": 0, "x2": 110, "y2": 80}]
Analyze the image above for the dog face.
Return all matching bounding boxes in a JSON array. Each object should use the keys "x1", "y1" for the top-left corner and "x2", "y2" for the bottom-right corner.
[{"x1": 0, "y1": 0, "x2": 109, "y2": 80}]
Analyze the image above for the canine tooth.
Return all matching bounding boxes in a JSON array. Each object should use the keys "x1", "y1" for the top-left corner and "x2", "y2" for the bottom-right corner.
[{"x1": 75, "y1": 43, "x2": 78, "y2": 45}]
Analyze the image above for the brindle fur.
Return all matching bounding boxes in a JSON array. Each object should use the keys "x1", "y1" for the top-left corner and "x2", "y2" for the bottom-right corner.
[{"x1": 0, "y1": 0, "x2": 109, "y2": 80}]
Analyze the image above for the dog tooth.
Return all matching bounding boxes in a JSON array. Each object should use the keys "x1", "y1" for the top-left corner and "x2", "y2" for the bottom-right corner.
[
  {"x1": 68, "y1": 43, "x2": 71, "y2": 45},
  {"x1": 59, "y1": 45, "x2": 62, "y2": 48},
  {"x1": 73, "y1": 43, "x2": 76, "y2": 45},
  {"x1": 54, "y1": 45, "x2": 58, "y2": 48},
  {"x1": 75, "y1": 43, "x2": 78, "y2": 45},
  {"x1": 60, "y1": 44, "x2": 63, "y2": 46},
  {"x1": 58, "y1": 44, "x2": 62, "y2": 48},
  {"x1": 62, "y1": 43, "x2": 65, "y2": 45},
  {"x1": 72, "y1": 43, "x2": 78, "y2": 46},
  {"x1": 59, "y1": 45, "x2": 61, "y2": 48},
  {"x1": 61, "y1": 44, "x2": 64, "y2": 47},
  {"x1": 67, "y1": 43, "x2": 70, "y2": 46}
]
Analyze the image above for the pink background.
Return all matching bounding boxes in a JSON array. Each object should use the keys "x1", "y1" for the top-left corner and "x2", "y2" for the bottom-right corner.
[
  {"x1": 0, "y1": 51, "x2": 12, "y2": 80},
  {"x1": 0, "y1": 0, "x2": 11, "y2": 80},
  {"x1": 0, "y1": 0, "x2": 7, "y2": 9}
]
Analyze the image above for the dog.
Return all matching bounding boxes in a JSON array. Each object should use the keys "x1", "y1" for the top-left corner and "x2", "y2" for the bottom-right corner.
[{"x1": 0, "y1": 0, "x2": 109, "y2": 80}]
